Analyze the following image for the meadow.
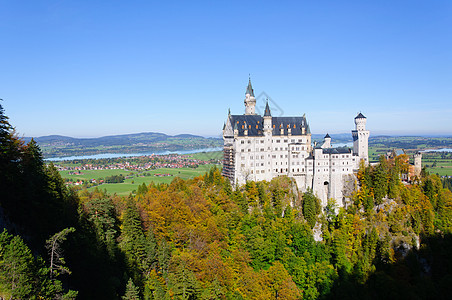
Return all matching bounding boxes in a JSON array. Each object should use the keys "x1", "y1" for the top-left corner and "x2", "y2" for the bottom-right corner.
[{"x1": 61, "y1": 164, "x2": 216, "y2": 196}]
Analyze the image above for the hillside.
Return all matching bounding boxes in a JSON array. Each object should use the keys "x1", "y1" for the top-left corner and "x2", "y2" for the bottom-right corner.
[
  {"x1": 24, "y1": 132, "x2": 222, "y2": 158},
  {"x1": 2, "y1": 103, "x2": 452, "y2": 299}
]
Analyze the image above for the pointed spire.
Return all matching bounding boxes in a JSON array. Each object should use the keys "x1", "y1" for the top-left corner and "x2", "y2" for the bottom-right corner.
[
  {"x1": 228, "y1": 108, "x2": 231, "y2": 116},
  {"x1": 223, "y1": 122, "x2": 226, "y2": 130},
  {"x1": 324, "y1": 133, "x2": 331, "y2": 139},
  {"x1": 355, "y1": 112, "x2": 366, "y2": 119},
  {"x1": 246, "y1": 76, "x2": 254, "y2": 97},
  {"x1": 264, "y1": 99, "x2": 271, "y2": 117}
]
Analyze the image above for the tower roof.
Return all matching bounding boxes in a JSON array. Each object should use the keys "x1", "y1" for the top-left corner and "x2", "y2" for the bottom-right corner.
[
  {"x1": 246, "y1": 78, "x2": 254, "y2": 97},
  {"x1": 264, "y1": 100, "x2": 271, "y2": 117},
  {"x1": 355, "y1": 112, "x2": 366, "y2": 119},
  {"x1": 324, "y1": 133, "x2": 331, "y2": 139}
]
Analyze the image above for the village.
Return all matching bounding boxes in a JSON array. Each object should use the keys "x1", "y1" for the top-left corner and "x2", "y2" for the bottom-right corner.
[{"x1": 54, "y1": 152, "x2": 221, "y2": 189}]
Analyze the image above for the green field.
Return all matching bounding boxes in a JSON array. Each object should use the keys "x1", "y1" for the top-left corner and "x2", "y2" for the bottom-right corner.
[
  {"x1": 426, "y1": 166, "x2": 452, "y2": 177},
  {"x1": 60, "y1": 169, "x2": 132, "y2": 181},
  {"x1": 185, "y1": 151, "x2": 222, "y2": 161},
  {"x1": 61, "y1": 164, "x2": 217, "y2": 196}
]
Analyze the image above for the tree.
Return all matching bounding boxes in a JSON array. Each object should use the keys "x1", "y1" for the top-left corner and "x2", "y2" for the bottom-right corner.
[
  {"x1": 119, "y1": 197, "x2": 146, "y2": 270},
  {"x1": 123, "y1": 278, "x2": 141, "y2": 300},
  {"x1": 46, "y1": 227, "x2": 76, "y2": 280},
  {"x1": 303, "y1": 188, "x2": 320, "y2": 228},
  {"x1": 0, "y1": 230, "x2": 34, "y2": 299}
]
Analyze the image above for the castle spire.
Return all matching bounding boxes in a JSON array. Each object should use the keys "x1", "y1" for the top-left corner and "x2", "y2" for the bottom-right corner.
[
  {"x1": 246, "y1": 77, "x2": 254, "y2": 97},
  {"x1": 264, "y1": 99, "x2": 271, "y2": 117}
]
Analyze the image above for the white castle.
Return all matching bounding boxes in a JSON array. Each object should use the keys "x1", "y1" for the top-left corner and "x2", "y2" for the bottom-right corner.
[{"x1": 222, "y1": 79, "x2": 370, "y2": 207}]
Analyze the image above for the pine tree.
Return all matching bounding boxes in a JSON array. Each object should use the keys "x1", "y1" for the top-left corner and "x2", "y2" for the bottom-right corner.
[
  {"x1": 123, "y1": 278, "x2": 141, "y2": 300},
  {"x1": 119, "y1": 197, "x2": 146, "y2": 271}
]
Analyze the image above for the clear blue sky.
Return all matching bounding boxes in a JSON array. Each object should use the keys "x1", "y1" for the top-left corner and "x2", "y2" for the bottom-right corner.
[{"x1": 1, "y1": 0, "x2": 451, "y2": 138}]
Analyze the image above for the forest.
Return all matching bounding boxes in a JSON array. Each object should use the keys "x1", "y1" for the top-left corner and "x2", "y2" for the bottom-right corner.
[{"x1": 1, "y1": 103, "x2": 452, "y2": 299}]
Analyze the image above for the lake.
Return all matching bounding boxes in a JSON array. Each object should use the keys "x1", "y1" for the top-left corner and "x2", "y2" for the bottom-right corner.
[
  {"x1": 422, "y1": 148, "x2": 452, "y2": 153},
  {"x1": 46, "y1": 147, "x2": 223, "y2": 161}
]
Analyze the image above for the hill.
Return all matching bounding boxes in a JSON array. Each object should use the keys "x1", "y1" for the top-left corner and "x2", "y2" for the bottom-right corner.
[{"x1": 24, "y1": 132, "x2": 222, "y2": 158}]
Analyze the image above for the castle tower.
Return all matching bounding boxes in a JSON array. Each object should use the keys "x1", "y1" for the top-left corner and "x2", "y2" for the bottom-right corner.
[
  {"x1": 414, "y1": 152, "x2": 422, "y2": 177},
  {"x1": 321, "y1": 133, "x2": 331, "y2": 149},
  {"x1": 352, "y1": 113, "x2": 370, "y2": 164},
  {"x1": 263, "y1": 100, "x2": 272, "y2": 136},
  {"x1": 244, "y1": 78, "x2": 256, "y2": 115}
]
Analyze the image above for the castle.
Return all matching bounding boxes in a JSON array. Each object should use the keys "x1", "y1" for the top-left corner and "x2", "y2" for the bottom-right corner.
[{"x1": 222, "y1": 79, "x2": 370, "y2": 207}]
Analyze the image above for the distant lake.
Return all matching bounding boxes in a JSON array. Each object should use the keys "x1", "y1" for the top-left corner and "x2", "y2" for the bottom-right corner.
[
  {"x1": 45, "y1": 147, "x2": 223, "y2": 161},
  {"x1": 332, "y1": 142, "x2": 353, "y2": 147},
  {"x1": 422, "y1": 148, "x2": 452, "y2": 153}
]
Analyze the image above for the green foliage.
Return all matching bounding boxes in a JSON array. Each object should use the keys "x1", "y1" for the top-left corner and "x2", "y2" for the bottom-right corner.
[
  {"x1": 46, "y1": 227, "x2": 76, "y2": 279},
  {"x1": 3, "y1": 100, "x2": 452, "y2": 299},
  {"x1": 123, "y1": 278, "x2": 141, "y2": 300},
  {"x1": 303, "y1": 188, "x2": 320, "y2": 228},
  {"x1": 105, "y1": 174, "x2": 125, "y2": 183}
]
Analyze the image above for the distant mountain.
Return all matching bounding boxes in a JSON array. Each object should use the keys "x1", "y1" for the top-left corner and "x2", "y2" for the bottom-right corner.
[{"x1": 25, "y1": 132, "x2": 222, "y2": 158}]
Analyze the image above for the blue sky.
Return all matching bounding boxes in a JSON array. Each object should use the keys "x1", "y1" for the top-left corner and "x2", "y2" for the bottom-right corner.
[{"x1": 1, "y1": 0, "x2": 451, "y2": 138}]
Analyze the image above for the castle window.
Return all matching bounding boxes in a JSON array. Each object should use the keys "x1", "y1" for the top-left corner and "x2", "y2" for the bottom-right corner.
[
  {"x1": 242, "y1": 125, "x2": 244, "y2": 129},
  {"x1": 248, "y1": 140, "x2": 251, "y2": 144},
  {"x1": 276, "y1": 140, "x2": 280, "y2": 143},
  {"x1": 284, "y1": 139, "x2": 288, "y2": 142},
  {"x1": 248, "y1": 149, "x2": 251, "y2": 152},
  {"x1": 241, "y1": 140, "x2": 244, "y2": 144},
  {"x1": 256, "y1": 125, "x2": 258, "y2": 129}
]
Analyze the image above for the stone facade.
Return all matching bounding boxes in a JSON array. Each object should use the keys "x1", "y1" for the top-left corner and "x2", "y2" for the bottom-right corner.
[{"x1": 222, "y1": 79, "x2": 370, "y2": 207}]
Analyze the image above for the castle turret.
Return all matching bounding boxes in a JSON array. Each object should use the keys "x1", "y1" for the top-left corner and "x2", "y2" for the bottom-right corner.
[
  {"x1": 352, "y1": 112, "x2": 370, "y2": 164},
  {"x1": 414, "y1": 152, "x2": 422, "y2": 177},
  {"x1": 321, "y1": 133, "x2": 331, "y2": 149},
  {"x1": 244, "y1": 78, "x2": 256, "y2": 115},
  {"x1": 263, "y1": 100, "x2": 272, "y2": 136}
]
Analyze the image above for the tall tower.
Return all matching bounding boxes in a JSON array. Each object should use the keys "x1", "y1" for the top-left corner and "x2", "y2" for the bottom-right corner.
[
  {"x1": 263, "y1": 100, "x2": 272, "y2": 136},
  {"x1": 244, "y1": 78, "x2": 256, "y2": 115},
  {"x1": 414, "y1": 152, "x2": 422, "y2": 177},
  {"x1": 352, "y1": 113, "x2": 370, "y2": 164}
]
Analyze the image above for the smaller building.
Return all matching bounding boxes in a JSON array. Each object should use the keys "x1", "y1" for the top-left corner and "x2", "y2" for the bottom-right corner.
[{"x1": 386, "y1": 149, "x2": 422, "y2": 181}]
